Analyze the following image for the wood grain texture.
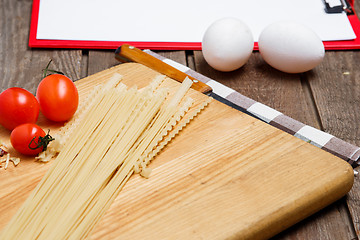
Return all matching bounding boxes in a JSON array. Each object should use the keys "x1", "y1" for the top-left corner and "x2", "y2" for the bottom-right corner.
[
  {"x1": 88, "y1": 50, "x2": 119, "y2": 76},
  {"x1": 0, "y1": 0, "x2": 358, "y2": 237},
  {"x1": 272, "y1": 199, "x2": 357, "y2": 240},
  {"x1": 87, "y1": 50, "x2": 188, "y2": 76},
  {"x1": 308, "y1": 52, "x2": 360, "y2": 144},
  {"x1": 0, "y1": 63, "x2": 354, "y2": 240},
  {"x1": 307, "y1": 51, "x2": 360, "y2": 238},
  {"x1": 156, "y1": 50, "x2": 188, "y2": 66},
  {"x1": 0, "y1": 0, "x2": 82, "y2": 94},
  {"x1": 192, "y1": 51, "x2": 357, "y2": 239}
]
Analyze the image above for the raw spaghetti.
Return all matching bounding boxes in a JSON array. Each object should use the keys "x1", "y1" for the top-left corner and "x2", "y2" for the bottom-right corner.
[{"x1": 0, "y1": 74, "x2": 210, "y2": 240}]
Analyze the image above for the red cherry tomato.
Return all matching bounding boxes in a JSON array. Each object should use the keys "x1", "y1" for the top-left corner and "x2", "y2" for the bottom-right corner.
[
  {"x1": 36, "y1": 74, "x2": 79, "y2": 122},
  {"x1": 0, "y1": 87, "x2": 40, "y2": 130},
  {"x1": 10, "y1": 123, "x2": 53, "y2": 156}
]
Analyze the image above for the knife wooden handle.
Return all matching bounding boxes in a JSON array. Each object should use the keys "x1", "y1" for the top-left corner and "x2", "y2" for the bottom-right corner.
[{"x1": 115, "y1": 44, "x2": 212, "y2": 93}]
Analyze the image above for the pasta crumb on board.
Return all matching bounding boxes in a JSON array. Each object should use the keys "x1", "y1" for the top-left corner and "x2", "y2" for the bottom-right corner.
[
  {"x1": 0, "y1": 154, "x2": 20, "y2": 169},
  {"x1": 0, "y1": 142, "x2": 20, "y2": 169},
  {"x1": 0, "y1": 74, "x2": 211, "y2": 240}
]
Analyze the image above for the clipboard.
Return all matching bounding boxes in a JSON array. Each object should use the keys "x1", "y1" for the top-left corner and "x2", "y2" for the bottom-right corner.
[{"x1": 29, "y1": 0, "x2": 360, "y2": 50}]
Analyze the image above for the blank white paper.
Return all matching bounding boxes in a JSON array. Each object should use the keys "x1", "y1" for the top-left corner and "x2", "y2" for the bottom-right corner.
[{"x1": 36, "y1": 0, "x2": 356, "y2": 43}]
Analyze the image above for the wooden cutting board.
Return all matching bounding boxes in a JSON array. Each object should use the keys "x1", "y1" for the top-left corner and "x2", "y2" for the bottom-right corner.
[{"x1": 0, "y1": 63, "x2": 354, "y2": 240}]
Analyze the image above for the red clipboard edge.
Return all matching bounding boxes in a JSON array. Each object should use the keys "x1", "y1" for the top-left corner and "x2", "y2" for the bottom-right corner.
[
  {"x1": 29, "y1": 0, "x2": 360, "y2": 51},
  {"x1": 29, "y1": 0, "x2": 40, "y2": 49}
]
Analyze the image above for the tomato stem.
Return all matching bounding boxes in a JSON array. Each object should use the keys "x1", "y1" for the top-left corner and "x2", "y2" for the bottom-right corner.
[
  {"x1": 42, "y1": 60, "x2": 64, "y2": 78},
  {"x1": 28, "y1": 130, "x2": 55, "y2": 152}
]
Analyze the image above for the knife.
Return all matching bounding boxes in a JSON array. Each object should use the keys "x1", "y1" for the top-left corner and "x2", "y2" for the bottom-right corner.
[
  {"x1": 115, "y1": 44, "x2": 212, "y2": 94},
  {"x1": 114, "y1": 44, "x2": 260, "y2": 118}
]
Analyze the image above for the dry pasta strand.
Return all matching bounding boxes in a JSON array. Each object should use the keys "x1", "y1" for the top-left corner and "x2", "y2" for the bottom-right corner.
[{"x1": 0, "y1": 74, "x2": 210, "y2": 240}]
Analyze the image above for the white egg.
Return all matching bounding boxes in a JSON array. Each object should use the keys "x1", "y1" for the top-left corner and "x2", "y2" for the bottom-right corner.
[
  {"x1": 202, "y1": 17, "x2": 254, "y2": 72},
  {"x1": 258, "y1": 21, "x2": 325, "y2": 73}
]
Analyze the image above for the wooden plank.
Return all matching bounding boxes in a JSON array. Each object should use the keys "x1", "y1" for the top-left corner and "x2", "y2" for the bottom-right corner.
[
  {"x1": 307, "y1": 52, "x2": 359, "y2": 144},
  {"x1": 87, "y1": 49, "x2": 187, "y2": 82},
  {"x1": 0, "y1": 0, "x2": 83, "y2": 95},
  {"x1": 192, "y1": 51, "x2": 356, "y2": 239},
  {"x1": 307, "y1": 50, "x2": 360, "y2": 238},
  {"x1": 87, "y1": 49, "x2": 187, "y2": 75},
  {"x1": 88, "y1": 50, "x2": 119, "y2": 76},
  {"x1": 157, "y1": 50, "x2": 188, "y2": 66},
  {"x1": 0, "y1": 63, "x2": 354, "y2": 239},
  {"x1": 87, "y1": 50, "x2": 185, "y2": 74},
  {"x1": 272, "y1": 198, "x2": 356, "y2": 239}
]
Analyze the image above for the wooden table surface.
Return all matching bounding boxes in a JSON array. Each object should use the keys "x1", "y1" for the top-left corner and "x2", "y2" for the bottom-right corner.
[{"x1": 1, "y1": 0, "x2": 359, "y2": 239}]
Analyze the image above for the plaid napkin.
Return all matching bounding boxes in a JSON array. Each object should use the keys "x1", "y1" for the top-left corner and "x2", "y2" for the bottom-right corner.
[{"x1": 145, "y1": 50, "x2": 360, "y2": 167}]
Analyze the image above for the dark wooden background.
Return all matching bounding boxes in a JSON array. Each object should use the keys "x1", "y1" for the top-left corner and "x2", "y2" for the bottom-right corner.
[{"x1": 0, "y1": 0, "x2": 359, "y2": 239}]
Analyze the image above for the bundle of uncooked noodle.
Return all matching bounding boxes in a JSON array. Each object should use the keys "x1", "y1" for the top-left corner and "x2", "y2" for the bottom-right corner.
[{"x1": 0, "y1": 73, "x2": 210, "y2": 240}]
